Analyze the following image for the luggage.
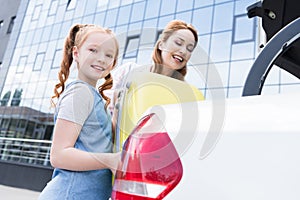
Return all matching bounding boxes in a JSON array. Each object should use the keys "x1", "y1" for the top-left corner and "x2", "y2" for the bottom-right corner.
[{"x1": 114, "y1": 72, "x2": 204, "y2": 151}]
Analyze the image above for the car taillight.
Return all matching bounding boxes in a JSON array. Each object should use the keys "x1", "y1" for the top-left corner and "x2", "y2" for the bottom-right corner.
[{"x1": 111, "y1": 113, "x2": 183, "y2": 200}]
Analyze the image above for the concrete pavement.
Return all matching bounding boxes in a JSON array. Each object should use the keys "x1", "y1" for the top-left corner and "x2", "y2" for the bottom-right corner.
[{"x1": 1, "y1": 185, "x2": 40, "y2": 200}]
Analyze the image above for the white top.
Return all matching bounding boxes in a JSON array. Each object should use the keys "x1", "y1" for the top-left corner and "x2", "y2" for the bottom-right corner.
[
  {"x1": 56, "y1": 81, "x2": 94, "y2": 126},
  {"x1": 106, "y1": 62, "x2": 152, "y2": 114}
]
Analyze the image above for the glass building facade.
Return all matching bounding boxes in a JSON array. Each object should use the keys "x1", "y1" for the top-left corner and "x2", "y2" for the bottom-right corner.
[{"x1": 0, "y1": 0, "x2": 300, "y2": 166}]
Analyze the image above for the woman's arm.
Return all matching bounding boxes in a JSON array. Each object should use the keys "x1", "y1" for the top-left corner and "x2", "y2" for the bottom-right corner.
[{"x1": 50, "y1": 118, "x2": 120, "y2": 173}]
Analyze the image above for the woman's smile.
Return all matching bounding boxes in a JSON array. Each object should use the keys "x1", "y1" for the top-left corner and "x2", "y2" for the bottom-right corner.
[{"x1": 172, "y1": 54, "x2": 184, "y2": 63}]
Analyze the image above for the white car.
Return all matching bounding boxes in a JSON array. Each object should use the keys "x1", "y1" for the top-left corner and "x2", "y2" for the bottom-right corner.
[{"x1": 111, "y1": 72, "x2": 300, "y2": 200}]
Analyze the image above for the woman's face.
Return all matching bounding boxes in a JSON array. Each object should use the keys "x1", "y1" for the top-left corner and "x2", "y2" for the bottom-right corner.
[
  {"x1": 159, "y1": 29, "x2": 196, "y2": 71},
  {"x1": 73, "y1": 31, "x2": 117, "y2": 86}
]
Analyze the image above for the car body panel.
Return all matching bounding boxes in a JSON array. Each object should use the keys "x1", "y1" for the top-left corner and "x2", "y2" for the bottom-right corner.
[
  {"x1": 144, "y1": 92, "x2": 300, "y2": 199},
  {"x1": 114, "y1": 72, "x2": 300, "y2": 199}
]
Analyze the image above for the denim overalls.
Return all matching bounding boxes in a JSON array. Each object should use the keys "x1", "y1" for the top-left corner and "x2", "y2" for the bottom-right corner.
[{"x1": 39, "y1": 80, "x2": 113, "y2": 200}]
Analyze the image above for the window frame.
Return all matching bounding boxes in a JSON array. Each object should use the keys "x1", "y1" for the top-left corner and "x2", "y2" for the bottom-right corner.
[{"x1": 7, "y1": 16, "x2": 16, "y2": 34}]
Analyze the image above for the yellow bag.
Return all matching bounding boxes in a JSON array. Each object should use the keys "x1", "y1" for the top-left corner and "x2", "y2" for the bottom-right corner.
[{"x1": 113, "y1": 71, "x2": 204, "y2": 151}]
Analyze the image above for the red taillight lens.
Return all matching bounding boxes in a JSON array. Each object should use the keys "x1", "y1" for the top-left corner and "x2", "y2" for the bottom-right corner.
[{"x1": 112, "y1": 113, "x2": 183, "y2": 200}]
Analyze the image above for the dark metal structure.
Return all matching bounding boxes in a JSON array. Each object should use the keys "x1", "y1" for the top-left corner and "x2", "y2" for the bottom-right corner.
[
  {"x1": 0, "y1": 106, "x2": 53, "y2": 191},
  {"x1": 0, "y1": 160, "x2": 52, "y2": 191},
  {"x1": 242, "y1": 0, "x2": 300, "y2": 96}
]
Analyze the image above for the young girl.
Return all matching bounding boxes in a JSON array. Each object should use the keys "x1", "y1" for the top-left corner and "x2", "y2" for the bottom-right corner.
[{"x1": 39, "y1": 24, "x2": 120, "y2": 200}]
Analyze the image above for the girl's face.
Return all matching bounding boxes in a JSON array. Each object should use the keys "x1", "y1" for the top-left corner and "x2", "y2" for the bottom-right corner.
[
  {"x1": 159, "y1": 29, "x2": 196, "y2": 71},
  {"x1": 73, "y1": 31, "x2": 117, "y2": 86}
]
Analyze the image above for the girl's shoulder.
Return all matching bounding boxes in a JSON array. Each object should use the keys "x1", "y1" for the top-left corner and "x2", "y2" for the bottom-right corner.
[
  {"x1": 55, "y1": 81, "x2": 95, "y2": 126},
  {"x1": 61, "y1": 80, "x2": 94, "y2": 102}
]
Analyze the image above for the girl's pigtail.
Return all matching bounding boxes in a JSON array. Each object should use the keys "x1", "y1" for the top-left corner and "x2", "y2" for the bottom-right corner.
[
  {"x1": 98, "y1": 28, "x2": 119, "y2": 110},
  {"x1": 51, "y1": 24, "x2": 81, "y2": 105},
  {"x1": 98, "y1": 73, "x2": 113, "y2": 110}
]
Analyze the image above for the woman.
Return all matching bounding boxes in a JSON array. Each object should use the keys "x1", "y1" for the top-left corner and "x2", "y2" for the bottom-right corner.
[
  {"x1": 108, "y1": 19, "x2": 198, "y2": 113},
  {"x1": 107, "y1": 20, "x2": 199, "y2": 153}
]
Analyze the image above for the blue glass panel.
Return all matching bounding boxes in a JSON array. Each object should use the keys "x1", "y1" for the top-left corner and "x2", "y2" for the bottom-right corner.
[
  {"x1": 176, "y1": 11, "x2": 192, "y2": 23},
  {"x1": 48, "y1": 0, "x2": 58, "y2": 16},
  {"x1": 213, "y1": 2, "x2": 234, "y2": 32},
  {"x1": 104, "y1": 8, "x2": 118, "y2": 27},
  {"x1": 233, "y1": 14, "x2": 254, "y2": 43},
  {"x1": 210, "y1": 32, "x2": 231, "y2": 62},
  {"x1": 131, "y1": 1, "x2": 146, "y2": 22},
  {"x1": 94, "y1": 12, "x2": 106, "y2": 26},
  {"x1": 143, "y1": 18, "x2": 158, "y2": 29},
  {"x1": 192, "y1": 7, "x2": 213, "y2": 35},
  {"x1": 158, "y1": 15, "x2": 174, "y2": 29},
  {"x1": 160, "y1": 0, "x2": 176, "y2": 15},
  {"x1": 194, "y1": 0, "x2": 214, "y2": 8},
  {"x1": 117, "y1": 5, "x2": 131, "y2": 25},
  {"x1": 84, "y1": 0, "x2": 97, "y2": 15},
  {"x1": 145, "y1": 0, "x2": 160, "y2": 19},
  {"x1": 177, "y1": 0, "x2": 194, "y2": 12}
]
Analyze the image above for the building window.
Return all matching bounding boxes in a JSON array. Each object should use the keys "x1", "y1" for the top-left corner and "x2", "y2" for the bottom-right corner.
[
  {"x1": 0, "y1": 118, "x2": 10, "y2": 135},
  {"x1": 232, "y1": 14, "x2": 255, "y2": 44},
  {"x1": 0, "y1": 20, "x2": 3, "y2": 31},
  {"x1": 33, "y1": 53, "x2": 45, "y2": 71},
  {"x1": 0, "y1": 91, "x2": 11, "y2": 107},
  {"x1": 25, "y1": 121, "x2": 35, "y2": 139},
  {"x1": 7, "y1": 16, "x2": 16, "y2": 34},
  {"x1": 51, "y1": 49, "x2": 62, "y2": 69},
  {"x1": 10, "y1": 88, "x2": 23, "y2": 107},
  {"x1": 123, "y1": 35, "x2": 140, "y2": 59},
  {"x1": 48, "y1": 0, "x2": 58, "y2": 16},
  {"x1": 98, "y1": 0, "x2": 109, "y2": 11},
  {"x1": 32, "y1": 5, "x2": 42, "y2": 21},
  {"x1": 17, "y1": 56, "x2": 27, "y2": 73},
  {"x1": 156, "y1": 29, "x2": 163, "y2": 42},
  {"x1": 15, "y1": 119, "x2": 27, "y2": 138},
  {"x1": 67, "y1": 0, "x2": 76, "y2": 10}
]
